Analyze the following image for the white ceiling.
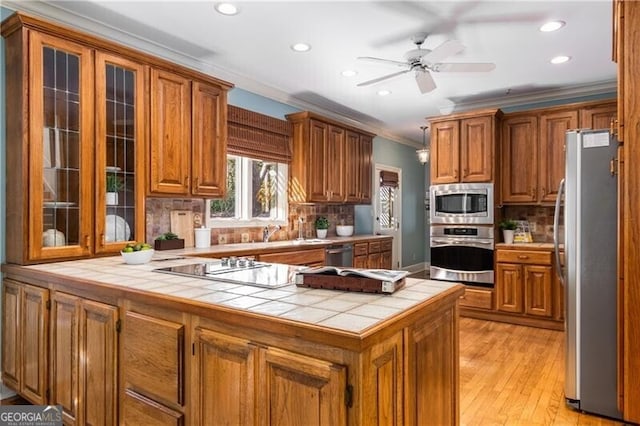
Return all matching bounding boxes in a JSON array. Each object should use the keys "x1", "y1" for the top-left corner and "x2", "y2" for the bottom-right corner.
[{"x1": 5, "y1": 1, "x2": 617, "y2": 146}]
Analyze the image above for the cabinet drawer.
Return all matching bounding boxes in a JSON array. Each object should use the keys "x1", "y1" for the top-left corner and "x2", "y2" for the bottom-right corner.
[
  {"x1": 496, "y1": 250, "x2": 552, "y2": 265},
  {"x1": 259, "y1": 248, "x2": 325, "y2": 266},
  {"x1": 459, "y1": 287, "x2": 492, "y2": 310},
  {"x1": 381, "y1": 239, "x2": 392, "y2": 252},
  {"x1": 368, "y1": 241, "x2": 381, "y2": 253},
  {"x1": 354, "y1": 243, "x2": 368, "y2": 256}
]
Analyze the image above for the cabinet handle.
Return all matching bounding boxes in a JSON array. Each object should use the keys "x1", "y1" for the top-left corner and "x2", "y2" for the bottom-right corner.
[
  {"x1": 542, "y1": 187, "x2": 547, "y2": 197},
  {"x1": 530, "y1": 187, "x2": 535, "y2": 197},
  {"x1": 101, "y1": 233, "x2": 105, "y2": 247},
  {"x1": 611, "y1": 119, "x2": 618, "y2": 135},
  {"x1": 84, "y1": 235, "x2": 90, "y2": 249},
  {"x1": 184, "y1": 176, "x2": 189, "y2": 187},
  {"x1": 463, "y1": 167, "x2": 468, "y2": 177},
  {"x1": 454, "y1": 169, "x2": 459, "y2": 179},
  {"x1": 518, "y1": 255, "x2": 529, "y2": 259}
]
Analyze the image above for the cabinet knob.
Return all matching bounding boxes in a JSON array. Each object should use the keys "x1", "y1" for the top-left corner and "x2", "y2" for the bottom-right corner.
[
  {"x1": 542, "y1": 187, "x2": 547, "y2": 196},
  {"x1": 84, "y1": 235, "x2": 90, "y2": 249},
  {"x1": 101, "y1": 234, "x2": 105, "y2": 247},
  {"x1": 454, "y1": 169, "x2": 459, "y2": 179}
]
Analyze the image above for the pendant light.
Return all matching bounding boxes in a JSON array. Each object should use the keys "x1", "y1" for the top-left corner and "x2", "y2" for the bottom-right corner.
[{"x1": 416, "y1": 125, "x2": 430, "y2": 164}]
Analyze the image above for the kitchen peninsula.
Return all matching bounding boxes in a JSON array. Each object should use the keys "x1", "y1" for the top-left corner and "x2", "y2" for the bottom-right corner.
[{"x1": 2, "y1": 256, "x2": 464, "y2": 425}]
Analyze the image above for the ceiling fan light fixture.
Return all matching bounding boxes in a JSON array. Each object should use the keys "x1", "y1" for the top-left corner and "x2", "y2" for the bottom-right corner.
[
  {"x1": 215, "y1": 3, "x2": 239, "y2": 16},
  {"x1": 417, "y1": 125, "x2": 430, "y2": 164},
  {"x1": 341, "y1": 70, "x2": 358, "y2": 77},
  {"x1": 539, "y1": 20, "x2": 565, "y2": 32},
  {"x1": 377, "y1": 90, "x2": 391, "y2": 96},
  {"x1": 291, "y1": 42, "x2": 311, "y2": 52},
  {"x1": 551, "y1": 55, "x2": 571, "y2": 64}
]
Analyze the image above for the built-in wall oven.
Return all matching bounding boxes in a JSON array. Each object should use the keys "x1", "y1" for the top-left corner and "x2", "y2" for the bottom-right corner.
[
  {"x1": 430, "y1": 183, "x2": 493, "y2": 225},
  {"x1": 430, "y1": 225, "x2": 494, "y2": 286}
]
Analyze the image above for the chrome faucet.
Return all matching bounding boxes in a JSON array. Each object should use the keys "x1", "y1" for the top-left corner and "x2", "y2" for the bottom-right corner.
[{"x1": 263, "y1": 224, "x2": 281, "y2": 242}]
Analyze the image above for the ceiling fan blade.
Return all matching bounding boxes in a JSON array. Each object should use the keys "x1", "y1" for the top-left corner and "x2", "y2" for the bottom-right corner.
[
  {"x1": 431, "y1": 62, "x2": 496, "y2": 72},
  {"x1": 357, "y1": 69, "x2": 411, "y2": 87},
  {"x1": 421, "y1": 40, "x2": 465, "y2": 64},
  {"x1": 415, "y1": 70, "x2": 436, "y2": 94},
  {"x1": 357, "y1": 56, "x2": 408, "y2": 68}
]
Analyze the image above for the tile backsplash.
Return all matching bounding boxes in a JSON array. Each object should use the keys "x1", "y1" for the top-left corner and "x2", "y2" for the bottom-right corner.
[
  {"x1": 146, "y1": 198, "x2": 354, "y2": 245},
  {"x1": 502, "y1": 205, "x2": 561, "y2": 243}
]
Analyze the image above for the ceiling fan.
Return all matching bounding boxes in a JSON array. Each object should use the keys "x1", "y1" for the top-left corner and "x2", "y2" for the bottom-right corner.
[{"x1": 357, "y1": 33, "x2": 495, "y2": 94}]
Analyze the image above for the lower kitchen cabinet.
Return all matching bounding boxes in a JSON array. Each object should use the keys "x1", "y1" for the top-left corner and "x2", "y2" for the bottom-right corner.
[
  {"x1": 459, "y1": 247, "x2": 562, "y2": 330},
  {"x1": 1, "y1": 280, "x2": 49, "y2": 405},
  {"x1": 353, "y1": 238, "x2": 393, "y2": 269},
  {"x1": 192, "y1": 326, "x2": 346, "y2": 426},
  {"x1": 50, "y1": 292, "x2": 118, "y2": 425},
  {"x1": 121, "y1": 305, "x2": 188, "y2": 424},
  {"x1": 258, "y1": 248, "x2": 325, "y2": 267}
]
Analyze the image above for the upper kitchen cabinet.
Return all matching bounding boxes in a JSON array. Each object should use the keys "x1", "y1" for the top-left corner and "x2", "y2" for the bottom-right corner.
[
  {"x1": 2, "y1": 14, "x2": 146, "y2": 263},
  {"x1": 287, "y1": 111, "x2": 375, "y2": 204},
  {"x1": 428, "y1": 109, "x2": 501, "y2": 184},
  {"x1": 149, "y1": 71, "x2": 230, "y2": 197},
  {"x1": 501, "y1": 100, "x2": 615, "y2": 205}
]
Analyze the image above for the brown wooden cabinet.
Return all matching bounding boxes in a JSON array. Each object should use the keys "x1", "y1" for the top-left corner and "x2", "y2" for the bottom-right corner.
[
  {"x1": 287, "y1": 111, "x2": 375, "y2": 204},
  {"x1": 258, "y1": 248, "x2": 325, "y2": 267},
  {"x1": 495, "y1": 249, "x2": 553, "y2": 318},
  {"x1": 121, "y1": 307, "x2": 188, "y2": 424},
  {"x1": 149, "y1": 73, "x2": 229, "y2": 197},
  {"x1": 345, "y1": 131, "x2": 373, "y2": 203},
  {"x1": 49, "y1": 291, "x2": 118, "y2": 425},
  {"x1": 350, "y1": 239, "x2": 392, "y2": 269},
  {"x1": 2, "y1": 14, "x2": 156, "y2": 263},
  {"x1": 501, "y1": 101, "x2": 615, "y2": 205},
  {"x1": 1, "y1": 280, "x2": 49, "y2": 405},
  {"x1": 429, "y1": 109, "x2": 500, "y2": 184}
]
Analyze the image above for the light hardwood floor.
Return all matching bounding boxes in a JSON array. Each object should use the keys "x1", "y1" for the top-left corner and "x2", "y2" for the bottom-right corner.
[{"x1": 460, "y1": 317, "x2": 625, "y2": 425}]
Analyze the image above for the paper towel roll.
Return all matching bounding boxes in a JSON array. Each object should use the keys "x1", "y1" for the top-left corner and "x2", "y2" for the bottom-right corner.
[{"x1": 194, "y1": 227, "x2": 211, "y2": 248}]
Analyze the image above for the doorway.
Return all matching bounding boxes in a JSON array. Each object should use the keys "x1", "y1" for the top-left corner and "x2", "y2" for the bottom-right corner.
[{"x1": 374, "y1": 164, "x2": 402, "y2": 269}]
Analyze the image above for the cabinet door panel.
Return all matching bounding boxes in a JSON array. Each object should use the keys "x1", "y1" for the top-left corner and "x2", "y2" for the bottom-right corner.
[
  {"x1": 21, "y1": 284, "x2": 49, "y2": 405},
  {"x1": 405, "y1": 309, "x2": 457, "y2": 425},
  {"x1": 308, "y1": 120, "x2": 328, "y2": 201},
  {"x1": 29, "y1": 32, "x2": 94, "y2": 260},
  {"x1": 123, "y1": 389, "x2": 184, "y2": 426},
  {"x1": 363, "y1": 332, "x2": 403, "y2": 425},
  {"x1": 149, "y1": 68, "x2": 191, "y2": 195},
  {"x1": 539, "y1": 110, "x2": 577, "y2": 203},
  {"x1": 501, "y1": 116, "x2": 538, "y2": 203},
  {"x1": 192, "y1": 81, "x2": 227, "y2": 197},
  {"x1": 327, "y1": 125, "x2": 345, "y2": 201},
  {"x1": 345, "y1": 130, "x2": 360, "y2": 202},
  {"x1": 496, "y1": 263, "x2": 523, "y2": 313},
  {"x1": 460, "y1": 116, "x2": 493, "y2": 182},
  {"x1": 579, "y1": 102, "x2": 617, "y2": 131},
  {"x1": 194, "y1": 328, "x2": 257, "y2": 426},
  {"x1": 524, "y1": 265, "x2": 553, "y2": 317},
  {"x1": 2, "y1": 280, "x2": 21, "y2": 390},
  {"x1": 431, "y1": 121, "x2": 460, "y2": 184},
  {"x1": 95, "y1": 52, "x2": 146, "y2": 253},
  {"x1": 123, "y1": 311, "x2": 185, "y2": 407},
  {"x1": 50, "y1": 292, "x2": 80, "y2": 425},
  {"x1": 260, "y1": 347, "x2": 346, "y2": 426},
  {"x1": 81, "y1": 300, "x2": 118, "y2": 426}
]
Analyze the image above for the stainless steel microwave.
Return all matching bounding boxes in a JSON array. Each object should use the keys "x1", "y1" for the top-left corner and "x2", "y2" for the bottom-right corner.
[{"x1": 429, "y1": 183, "x2": 494, "y2": 224}]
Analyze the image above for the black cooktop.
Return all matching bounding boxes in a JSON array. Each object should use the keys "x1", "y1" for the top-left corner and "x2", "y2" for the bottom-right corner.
[{"x1": 154, "y1": 260, "x2": 305, "y2": 288}]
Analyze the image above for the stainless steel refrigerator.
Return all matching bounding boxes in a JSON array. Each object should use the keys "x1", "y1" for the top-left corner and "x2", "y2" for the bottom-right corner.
[{"x1": 554, "y1": 129, "x2": 621, "y2": 419}]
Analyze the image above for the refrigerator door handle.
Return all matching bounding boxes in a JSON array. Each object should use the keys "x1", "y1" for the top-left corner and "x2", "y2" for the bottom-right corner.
[{"x1": 554, "y1": 178, "x2": 565, "y2": 285}]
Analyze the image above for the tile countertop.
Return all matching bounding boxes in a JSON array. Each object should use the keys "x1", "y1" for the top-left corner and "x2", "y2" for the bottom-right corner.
[{"x1": 23, "y1": 255, "x2": 459, "y2": 334}]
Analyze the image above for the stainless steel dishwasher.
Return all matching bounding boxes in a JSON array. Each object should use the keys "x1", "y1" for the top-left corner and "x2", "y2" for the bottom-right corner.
[{"x1": 325, "y1": 244, "x2": 353, "y2": 267}]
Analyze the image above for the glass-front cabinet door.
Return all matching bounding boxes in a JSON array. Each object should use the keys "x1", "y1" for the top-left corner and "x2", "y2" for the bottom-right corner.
[
  {"x1": 95, "y1": 52, "x2": 145, "y2": 253},
  {"x1": 28, "y1": 32, "x2": 94, "y2": 260}
]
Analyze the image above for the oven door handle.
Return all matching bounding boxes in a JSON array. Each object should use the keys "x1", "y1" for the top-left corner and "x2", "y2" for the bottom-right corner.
[{"x1": 431, "y1": 239, "x2": 492, "y2": 245}]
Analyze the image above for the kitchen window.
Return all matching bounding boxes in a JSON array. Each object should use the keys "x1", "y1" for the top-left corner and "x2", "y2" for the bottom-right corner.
[{"x1": 206, "y1": 155, "x2": 288, "y2": 227}]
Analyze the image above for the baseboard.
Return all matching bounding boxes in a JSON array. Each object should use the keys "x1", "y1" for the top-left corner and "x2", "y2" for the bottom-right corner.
[{"x1": 403, "y1": 262, "x2": 430, "y2": 273}]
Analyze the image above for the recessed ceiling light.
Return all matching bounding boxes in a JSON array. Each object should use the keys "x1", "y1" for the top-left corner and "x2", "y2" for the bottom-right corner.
[
  {"x1": 540, "y1": 20, "x2": 565, "y2": 32},
  {"x1": 550, "y1": 55, "x2": 571, "y2": 64},
  {"x1": 215, "y1": 3, "x2": 238, "y2": 16},
  {"x1": 377, "y1": 90, "x2": 391, "y2": 96},
  {"x1": 341, "y1": 70, "x2": 357, "y2": 77},
  {"x1": 291, "y1": 43, "x2": 311, "y2": 52}
]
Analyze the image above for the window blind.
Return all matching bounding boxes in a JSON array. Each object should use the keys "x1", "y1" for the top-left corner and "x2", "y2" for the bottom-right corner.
[{"x1": 227, "y1": 105, "x2": 292, "y2": 163}]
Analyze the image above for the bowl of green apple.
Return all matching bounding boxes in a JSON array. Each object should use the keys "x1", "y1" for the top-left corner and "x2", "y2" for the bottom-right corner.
[{"x1": 120, "y1": 242, "x2": 154, "y2": 264}]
